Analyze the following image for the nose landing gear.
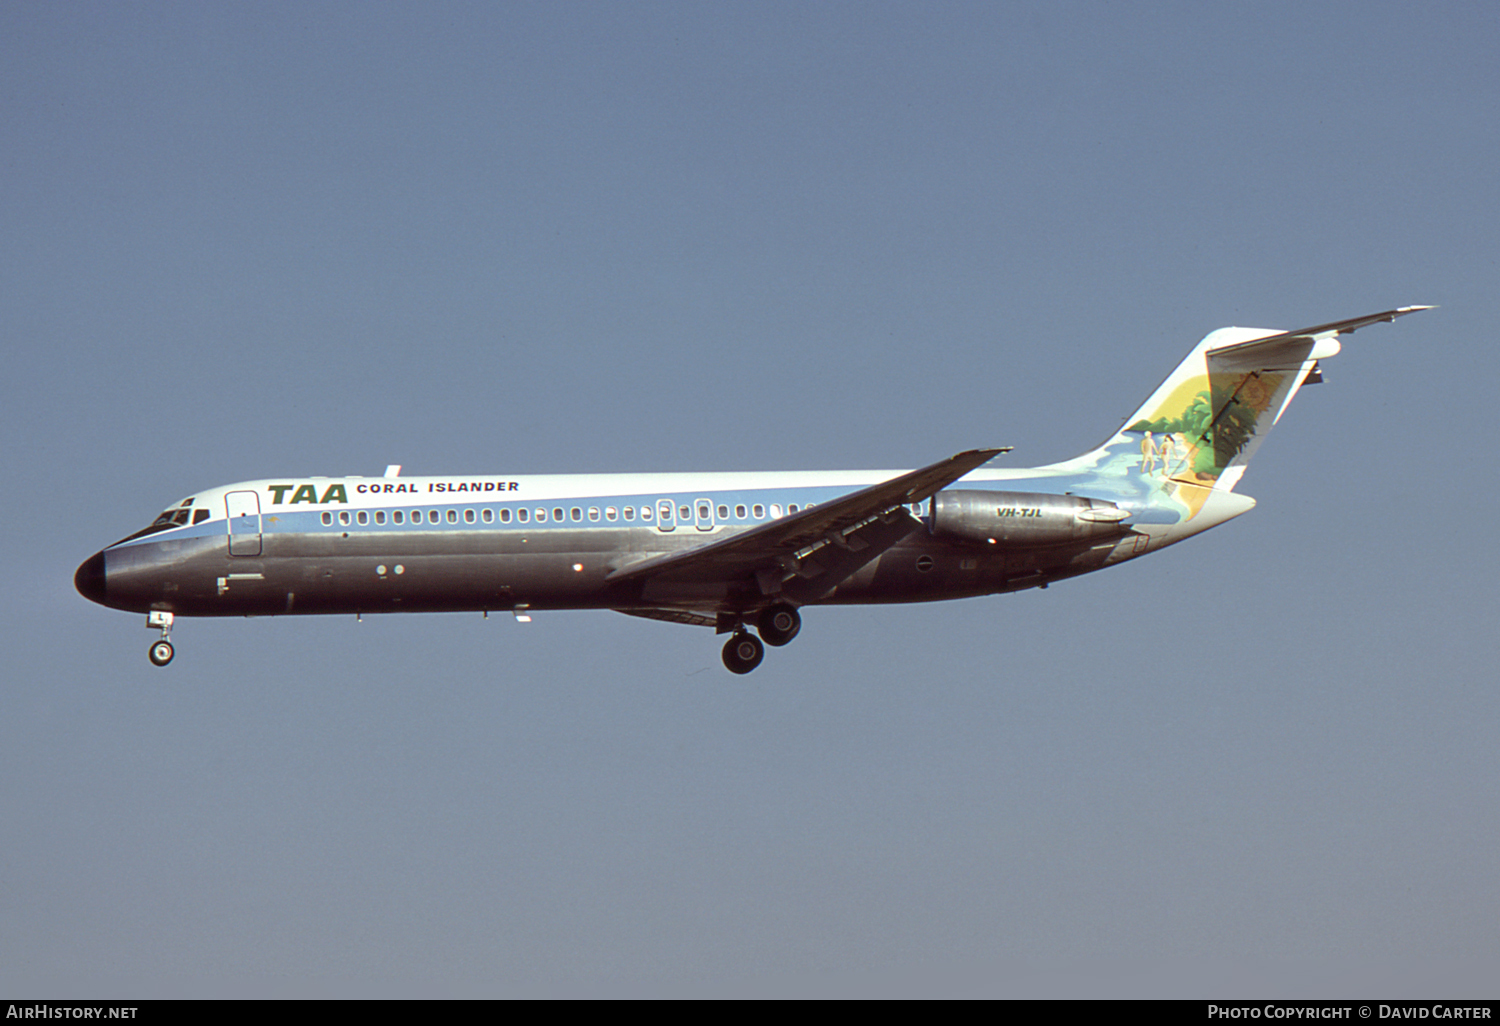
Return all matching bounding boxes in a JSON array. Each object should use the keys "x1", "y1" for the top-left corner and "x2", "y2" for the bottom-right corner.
[{"x1": 146, "y1": 610, "x2": 175, "y2": 667}]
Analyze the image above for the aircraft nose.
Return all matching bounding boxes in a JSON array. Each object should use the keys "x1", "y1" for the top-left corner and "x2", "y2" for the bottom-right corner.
[{"x1": 74, "y1": 551, "x2": 108, "y2": 605}]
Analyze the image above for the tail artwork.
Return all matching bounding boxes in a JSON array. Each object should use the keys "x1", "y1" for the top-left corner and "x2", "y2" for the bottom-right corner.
[{"x1": 1041, "y1": 306, "x2": 1433, "y2": 523}]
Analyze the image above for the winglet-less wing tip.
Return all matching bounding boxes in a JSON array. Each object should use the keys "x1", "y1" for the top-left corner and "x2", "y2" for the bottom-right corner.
[
  {"x1": 943, "y1": 446, "x2": 1011, "y2": 477},
  {"x1": 957, "y1": 446, "x2": 1012, "y2": 460}
]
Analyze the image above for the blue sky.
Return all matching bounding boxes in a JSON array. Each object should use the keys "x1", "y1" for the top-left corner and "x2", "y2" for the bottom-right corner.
[{"x1": 3, "y1": 1, "x2": 1497, "y2": 997}]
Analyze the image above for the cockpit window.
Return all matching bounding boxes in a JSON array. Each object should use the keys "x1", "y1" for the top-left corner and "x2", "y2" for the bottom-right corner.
[{"x1": 113, "y1": 504, "x2": 197, "y2": 545}]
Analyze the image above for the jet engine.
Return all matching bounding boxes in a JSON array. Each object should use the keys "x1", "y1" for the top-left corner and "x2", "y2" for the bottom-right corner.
[{"x1": 930, "y1": 490, "x2": 1131, "y2": 546}]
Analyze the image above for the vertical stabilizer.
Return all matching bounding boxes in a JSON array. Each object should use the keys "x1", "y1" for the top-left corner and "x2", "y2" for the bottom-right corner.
[
  {"x1": 1117, "y1": 324, "x2": 1321, "y2": 494},
  {"x1": 1043, "y1": 307, "x2": 1430, "y2": 520}
]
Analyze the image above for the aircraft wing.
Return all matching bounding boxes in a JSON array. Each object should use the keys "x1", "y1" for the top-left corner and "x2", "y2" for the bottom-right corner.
[{"x1": 606, "y1": 447, "x2": 1008, "y2": 602}]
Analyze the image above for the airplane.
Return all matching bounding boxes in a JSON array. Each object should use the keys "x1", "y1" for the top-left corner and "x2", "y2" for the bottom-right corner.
[{"x1": 75, "y1": 306, "x2": 1429, "y2": 674}]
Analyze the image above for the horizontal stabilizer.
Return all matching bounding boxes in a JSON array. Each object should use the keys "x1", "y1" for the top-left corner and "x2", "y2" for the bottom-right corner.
[{"x1": 1208, "y1": 305, "x2": 1434, "y2": 354}]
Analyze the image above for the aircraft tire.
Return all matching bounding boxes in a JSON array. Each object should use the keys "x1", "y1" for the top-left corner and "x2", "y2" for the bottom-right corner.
[
  {"x1": 148, "y1": 639, "x2": 175, "y2": 667},
  {"x1": 722, "y1": 632, "x2": 764, "y2": 674},
  {"x1": 757, "y1": 604, "x2": 801, "y2": 647}
]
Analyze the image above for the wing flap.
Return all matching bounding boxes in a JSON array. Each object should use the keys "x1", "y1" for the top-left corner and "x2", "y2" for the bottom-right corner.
[{"x1": 777, "y1": 507, "x2": 923, "y2": 603}]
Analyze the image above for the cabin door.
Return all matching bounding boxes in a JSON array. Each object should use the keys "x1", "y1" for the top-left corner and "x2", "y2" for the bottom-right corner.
[{"x1": 226, "y1": 490, "x2": 262, "y2": 556}]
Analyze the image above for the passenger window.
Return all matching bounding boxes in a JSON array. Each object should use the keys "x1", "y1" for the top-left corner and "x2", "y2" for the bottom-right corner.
[
  {"x1": 322, "y1": 511, "x2": 333, "y2": 526},
  {"x1": 355, "y1": 510, "x2": 367, "y2": 525},
  {"x1": 570, "y1": 507, "x2": 581, "y2": 522},
  {"x1": 374, "y1": 510, "x2": 385, "y2": 525},
  {"x1": 499, "y1": 508, "x2": 511, "y2": 523},
  {"x1": 788, "y1": 504, "x2": 798, "y2": 514},
  {"x1": 553, "y1": 508, "x2": 564, "y2": 523},
  {"x1": 588, "y1": 507, "x2": 599, "y2": 521},
  {"x1": 518, "y1": 508, "x2": 529, "y2": 523},
  {"x1": 623, "y1": 506, "x2": 635, "y2": 521},
  {"x1": 412, "y1": 509, "x2": 421, "y2": 523},
  {"x1": 339, "y1": 510, "x2": 351, "y2": 526},
  {"x1": 753, "y1": 504, "x2": 765, "y2": 519},
  {"x1": 641, "y1": 505, "x2": 654, "y2": 521},
  {"x1": 605, "y1": 507, "x2": 617, "y2": 521},
  {"x1": 193, "y1": 509, "x2": 210, "y2": 525},
  {"x1": 465, "y1": 509, "x2": 476, "y2": 524},
  {"x1": 770, "y1": 504, "x2": 782, "y2": 519},
  {"x1": 658, "y1": 501, "x2": 673, "y2": 522},
  {"x1": 735, "y1": 504, "x2": 746, "y2": 519},
  {"x1": 429, "y1": 509, "x2": 440, "y2": 524},
  {"x1": 679, "y1": 505, "x2": 691, "y2": 520},
  {"x1": 447, "y1": 509, "x2": 458, "y2": 524},
  {"x1": 717, "y1": 504, "x2": 728, "y2": 520},
  {"x1": 393, "y1": 510, "x2": 404, "y2": 525},
  {"x1": 482, "y1": 508, "x2": 493, "y2": 523}
]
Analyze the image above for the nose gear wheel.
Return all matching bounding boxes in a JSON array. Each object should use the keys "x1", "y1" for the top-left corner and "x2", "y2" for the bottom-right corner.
[{"x1": 148, "y1": 639, "x2": 175, "y2": 666}]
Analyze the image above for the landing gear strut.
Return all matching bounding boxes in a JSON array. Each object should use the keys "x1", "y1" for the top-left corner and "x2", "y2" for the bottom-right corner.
[
  {"x1": 146, "y1": 610, "x2": 175, "y2": 667},
  {"x1": 721, "y1": 631, "x2": 764, "y2": 675}
]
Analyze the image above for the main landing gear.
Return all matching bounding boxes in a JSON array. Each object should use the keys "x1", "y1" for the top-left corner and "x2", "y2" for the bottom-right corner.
[
  {"x1": 720, "y1": 603, "x2": 801, "y2": 674},
  {"x1": 757, "y1": 604, "x2": 801, "y2": 647},
  {"x1": 722, "y1": 632, "x2": 764, "y2": 674},
  {"x1": 146, "y1": 610, "x2": 175, "y2": 666}
]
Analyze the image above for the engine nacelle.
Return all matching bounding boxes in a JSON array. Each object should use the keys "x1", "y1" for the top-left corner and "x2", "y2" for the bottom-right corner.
[{"x1": 930, "y1": 490, "x2": 1130, "y2": 546}]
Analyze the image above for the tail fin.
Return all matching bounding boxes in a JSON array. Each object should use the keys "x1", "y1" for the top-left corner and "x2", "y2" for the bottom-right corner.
[{"x1": 1045, "y1": 307, "x2": 1430, "y2": 521}]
